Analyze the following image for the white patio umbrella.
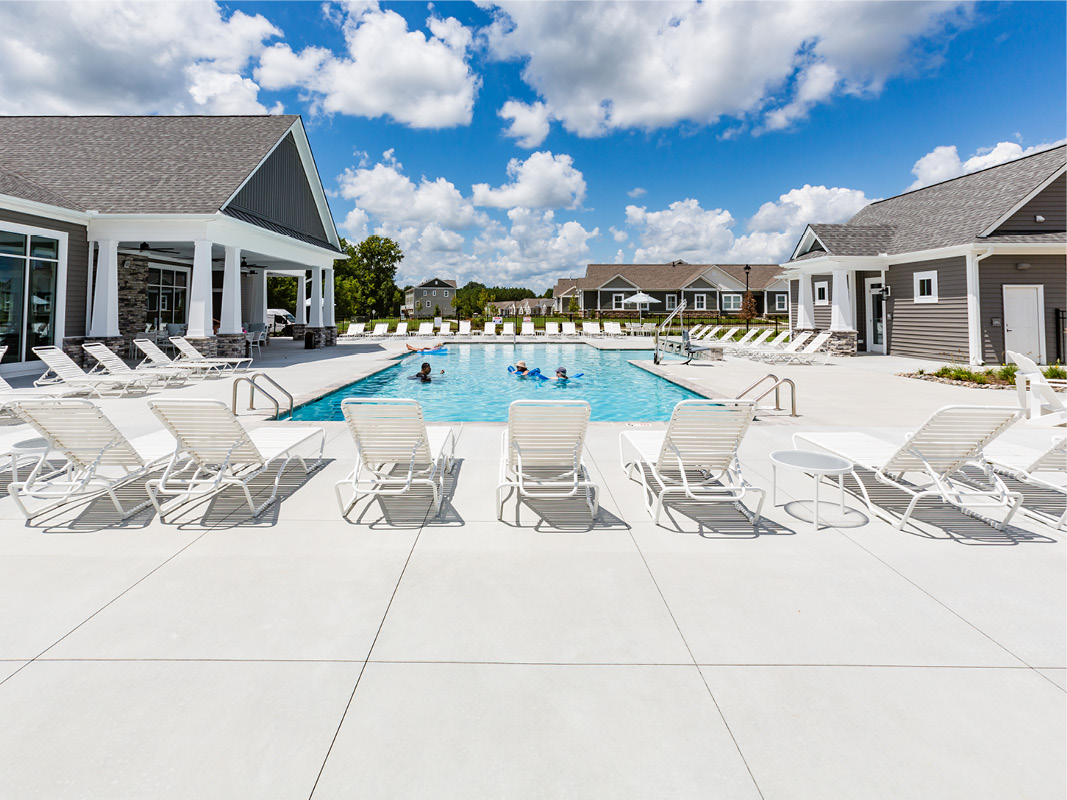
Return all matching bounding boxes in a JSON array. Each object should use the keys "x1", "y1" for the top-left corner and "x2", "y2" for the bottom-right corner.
[{"x1": 622, "y1": 291, "x2": 660, "y2": 322}]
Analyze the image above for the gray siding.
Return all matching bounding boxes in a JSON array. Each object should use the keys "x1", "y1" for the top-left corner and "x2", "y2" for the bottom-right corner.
[
  {"x1": 979, "y1": 254, "x2": 1067, "y2": 364},
  {"x1": 996, "y1": 174, "x2": 1066, "y2": 232},
  {"x1": 789, "y1": 280, "x2": 797, "y2": 328},
  {"x1": 0, "y1": 208, "x2": 89, "y2": 336},
  {"x1": 885, "y1": 257, "x2": 969, "y2": 361},
  {"x1": 225, "y1": 133, "x2": 330, "y2": 246}
]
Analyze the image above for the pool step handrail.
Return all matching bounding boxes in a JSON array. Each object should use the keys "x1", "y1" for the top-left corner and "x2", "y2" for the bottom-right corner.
[
  {"x1": 232, "y1": 372, "x2": 294, "y2": 420},
  {"x1": 736, "y1": 373, "x2": 798, "y2": 417},
  {"x1": 654, "y1": 298, "x2": 688, "y2": 364}
]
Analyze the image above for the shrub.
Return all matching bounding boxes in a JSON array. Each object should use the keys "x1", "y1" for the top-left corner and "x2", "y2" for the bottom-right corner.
[{"x1": 1044, "y1": 364, "x2": 1066, "y2": 380}]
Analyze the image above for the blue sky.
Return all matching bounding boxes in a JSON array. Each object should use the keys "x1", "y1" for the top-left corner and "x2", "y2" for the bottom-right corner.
[{"x1": 0, "y1": 1, "x2": 1063, "y2": 290}]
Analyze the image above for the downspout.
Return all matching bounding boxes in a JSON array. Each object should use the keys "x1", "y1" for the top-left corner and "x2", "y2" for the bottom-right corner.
[{"x1": 967, "y1": 247, "x2": 994, "y2": 365}]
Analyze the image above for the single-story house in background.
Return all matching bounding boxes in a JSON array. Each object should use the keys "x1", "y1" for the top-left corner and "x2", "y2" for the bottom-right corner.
[
  {"x1": 486, "y1": 298, "x2": 553, "y2": 317},
  {"x1": 404, "y1": 278, "x2": 457, "y2": 318},
  {"x1": 0, "y1": 115, "x2": 343, "y2": 374},
  {"x1": 552, "y1": 262, "x2": 788, "y2": 316},
  {"x1": 782, "y1": 144, "x2": 1066, "y2": 363}
]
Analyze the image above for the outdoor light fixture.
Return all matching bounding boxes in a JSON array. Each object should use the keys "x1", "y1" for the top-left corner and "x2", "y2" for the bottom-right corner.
[
  {"x1": 139, "y1": 242, "x2": 149, "y2": 251},
  {"x1": 1016, "y1": 262, "x2": 1031, "y2": 270},
  {"x1": 1035, "y1": 215, "x2": 1045, "y2": 222},
  {"x1": 881, "y1": 285, "x2": 892, "y2": 298}
]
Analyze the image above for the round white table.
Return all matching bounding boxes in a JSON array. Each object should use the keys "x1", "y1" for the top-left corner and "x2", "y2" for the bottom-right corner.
[
  {"x1": 7, "y1": 436, "x2": 49, "y2": 481},
  {"x1": 770, "y1": 449, "x2": 855, "y2": 530}
]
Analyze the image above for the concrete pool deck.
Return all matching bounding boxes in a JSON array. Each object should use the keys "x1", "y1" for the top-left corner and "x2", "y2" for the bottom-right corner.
[{"x1": 0, "y1": 337, "x2": 1063, "y2": 798}]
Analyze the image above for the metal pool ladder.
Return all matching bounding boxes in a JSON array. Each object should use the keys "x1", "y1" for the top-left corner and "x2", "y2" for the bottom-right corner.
[
  {"x1": 736, "y1": 373, "x2": 798, "y2": 417},
  {"x1": 232, "y1": 372, "x2": 295, "y2": 420},
  {"x1": 653, "y1": 298, "x2": 688, "y2": 364}
]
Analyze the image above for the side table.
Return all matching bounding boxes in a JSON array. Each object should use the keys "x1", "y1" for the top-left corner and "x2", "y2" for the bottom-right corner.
[{"x1": 770, "y1": 449, "x2": 856, "y2": 530}]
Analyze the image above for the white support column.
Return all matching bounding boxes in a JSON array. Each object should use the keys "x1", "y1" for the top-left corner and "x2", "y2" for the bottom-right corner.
[
  {"x1": 847, "y1": 270, "x2": 858, "y2": 330},
  {"x1": 85, "y1": 240, "x2": 97, "y2": 335},
  {"x1": 219, "y1": 246, "x2": 242, "y2": 335},
  {"x1": 324, "y1": 268, "x2": 336, "y2": 327},
  {"x1": 965, "y1": 251, "x2": 984, "y2": 365},
  {"x1": 187, "y1": 240, "x2": 214, "y2": 338},
  {"x1": 296, "y1": 274, "x2": 307, "y2": 325},
  {"x1": 309, "y1": 266, "x2": 323, "y2": 327},
  {"x1": 830, "y1": 269, "x2": 853, "y2": 331},
  {"x1": 250, "y1": 269, "x2": 267, "y2": 326},
  {"x1": 797, "y1": 275, "x2": 815, "y2": 328},
  {"x1": 88, "y1": 239, "x2": 119, "y2": 337}
]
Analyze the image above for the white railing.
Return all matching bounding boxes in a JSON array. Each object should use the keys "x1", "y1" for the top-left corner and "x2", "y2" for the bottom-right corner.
[{"x1": 654, "y1": 299, "x2": 688, "y2": 364}]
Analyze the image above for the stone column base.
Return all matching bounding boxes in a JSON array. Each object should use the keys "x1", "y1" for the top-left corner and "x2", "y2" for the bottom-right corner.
[
  {"x1": 183, "y1": 336, "x2": 218, "y2": 358},
  {"x1": 306, "y1": 327, "x2": 325, "y2": 348},
  {"x1": 794, "y1": 328, "x2": 856, "y2": 357},
  {"x1": 215, "y1": 333, "x2": 247, "y2": 359},
  {"x1": 64, "y1": 336, "x2": 125, "y2": 368},
  {"x1": 324, "y1": 325, "x2": 338, "y2": 346},
  {"x1": 291, "y1": 323, "x2": 307, "y2": 342}
]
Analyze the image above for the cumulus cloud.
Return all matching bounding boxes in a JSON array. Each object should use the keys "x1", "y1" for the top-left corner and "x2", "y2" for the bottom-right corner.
[
  {"x1": 627, "y1": 187, "x2": 648, "y2": 198},
  {"x1": 484, "y1": 0, "x2": 966, "y2": 137},
  {"x1": 610, "y1": 226, "x2": 628, "y2": 243},
  {"x1": 906, "y1": 140, "x2": 1067, "y2": 190},
  {"x1": 255, "y1": 2, "x2": 478, "y2": 127},
  {"x1": 0, "y1": 1, "x2": 281, "y2": 114},
  {"x1": 473, "y1": 209, "x2": 599, "y2": 285},
  {"x1": 472, "y1": 151, "x2": 587, "y2": 209},
  {"x1": 499, "y1": 100, "x2": 551, "y2": 148},
  {"x1": 624, "y1": 185, "x2": 873, "y2": 265}
]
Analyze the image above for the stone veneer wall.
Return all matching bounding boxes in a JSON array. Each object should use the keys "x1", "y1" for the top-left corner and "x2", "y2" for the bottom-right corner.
[
  {"x1": 118, "y1": 254, "x2": 149, "y2": 351},
  {"x1": 291, "y1": 323, "x2": 307, "y2": 341},
  {"x1": 215, "y1": 333, "x2": 247, "y2": 359},
  {"x1": 184, "y1": 336, "x2": 217, "y2": 358},
  {"x1": 324, "y1": 326, "x2": 337, "y2": 346},
  {"x1": 61, "y1": 336, "x2": 124, "y2": 368},
  {"x1": 306, "y1": 327, "x2": 326, "y2": 348},
  {"x1": 794, "y1": 328, "x2": 857, "y2": 356}
]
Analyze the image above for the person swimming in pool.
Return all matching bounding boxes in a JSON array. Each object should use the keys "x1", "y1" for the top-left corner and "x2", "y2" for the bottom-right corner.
[
  {"x1": 407, "y1": 342, "x2": 444, "y2": 352},
  {"x1": 513, "y1": 359, "x2": 530, "y2": 376},
  {"x1": 413, "y1": 362, "x2": 432, "y2": 382},
  {"x1": 551, "y1": 366, "x2": 569, "y2": 381}
]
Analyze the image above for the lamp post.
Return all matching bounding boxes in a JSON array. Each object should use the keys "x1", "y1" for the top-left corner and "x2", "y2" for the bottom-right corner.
[{"x1": 743, "y1": 264, "x2": 751, "y2": 331}]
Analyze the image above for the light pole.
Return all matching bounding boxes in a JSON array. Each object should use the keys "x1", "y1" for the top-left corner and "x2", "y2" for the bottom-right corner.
[{"x1": 743, "y1": 264, "x2": 751, "y2": 331}]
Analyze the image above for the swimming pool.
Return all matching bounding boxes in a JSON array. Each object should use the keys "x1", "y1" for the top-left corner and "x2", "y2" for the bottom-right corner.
[{"x1": 290, "y1": 343, "x2": 703, "y2": 422}]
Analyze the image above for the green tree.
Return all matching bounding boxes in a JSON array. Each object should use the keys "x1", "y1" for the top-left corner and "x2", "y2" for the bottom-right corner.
[
  {"x1": 739, "y1": 291, "x2": 758, "y2": 321},
  {"x1": 454, "y1": 281, "x2": 485, "y2": 318},
  {"x1": 334, "y1": 235, "x2": 404, "y2": 320},
  {"x1": 267, "y1": 276, "x2": 297, "y2": 313},
  {"x1": 568, "y1": 296, "x2": 579, "y2": 313}
]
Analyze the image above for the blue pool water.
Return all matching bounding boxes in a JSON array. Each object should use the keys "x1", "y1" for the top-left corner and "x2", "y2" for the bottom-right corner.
[{"x1": 290, "y1": 343, "x2": 702, "y2": 422}]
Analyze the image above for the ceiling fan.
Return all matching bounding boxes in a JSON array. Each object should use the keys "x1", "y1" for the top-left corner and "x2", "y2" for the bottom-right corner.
[{"x1": 138, "y1": 241, "x2": 182, "y2": 255}]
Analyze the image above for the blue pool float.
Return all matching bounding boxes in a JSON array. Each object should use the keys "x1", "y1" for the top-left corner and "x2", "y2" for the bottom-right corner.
[{"x1": 508, "y1": 366, "x2": 544, "y2": 379}]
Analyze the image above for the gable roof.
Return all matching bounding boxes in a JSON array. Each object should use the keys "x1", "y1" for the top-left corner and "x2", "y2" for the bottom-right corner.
[
  {"x1": 413, "y1": 278, "x2": 457, "y2": 288},
  {"x1": 713, "y1": 264, "x2": 788, "y2": 291},
  {"x1": 579, "y1": 263, "x2": 710, "y2": 290},
  {"x1": 789, "y1": 144, "x2": 1065, "y2": 262},
  {"x1": 0, "y1": 162, "x2": 83, "y2": 211}
]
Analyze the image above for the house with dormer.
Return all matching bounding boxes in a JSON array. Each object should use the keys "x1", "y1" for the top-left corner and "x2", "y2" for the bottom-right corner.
[
  {"x1": 0, "y1": 115, "x2": 343, "y2": 374},
  {"x1": 782, "y1": 144, "x2": 1066, "y2": 363},
  {"x1": 404, "y1": 278, "x2": 457, "y2": 318}
]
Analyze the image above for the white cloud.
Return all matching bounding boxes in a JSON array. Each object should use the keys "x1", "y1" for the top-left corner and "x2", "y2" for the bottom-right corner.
[
  {"x1": 906, "y1": 140, "x2": 1067, "y2": 190},
  {"x1": 609, "y1": 226, "x2": 628, "y2": 243},
  {"x1": 624, "y1": 184, "x2": 872, "y2": 265},
  {"x1": 255, "y1": 2, "x2": 478, "y2": 128},
  {"x1": 0, "y1": 1, "x2": 281, "y2": 114},
  {"x1": 627, "y1": 187, "x2": 647, "y2": 198},
  {"x1": 499, "y1": 100, "x2": 551, "y2": 148},
  {"x1": 484, "y1": 0, "x2": 966, "y2": 137},
  {"x1": 472, "y1": 151, "x2": 587, "y2": 209}
]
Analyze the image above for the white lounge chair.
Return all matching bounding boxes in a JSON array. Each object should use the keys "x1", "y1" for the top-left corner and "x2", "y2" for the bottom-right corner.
[
  {"x1": 390, "y1": 322, "x2": 410, "y2": 338},
  {"x1": 751, "y1": 331, "x2": 811, "y2": 362},
  {"x1": 779, "y1": 332, "x2": 833, "y2": 365},
  {"x1": 82, "y1": 342, "x2": 186, "y2": 387},
  {"x1": 521, "y1": 322, "x2": 538, "y2": 337},
  {"x1": 338, "y1": 322, "x2": 365, "y2": 339},
  {"x1": 170, "y1": 337, "x2": 252, "y2": 372},
  {"x1": 457, "y1": 320, "x2": 472, "y2": 337},
  {"x1": 415, "y1": 322, "x2": 435, "y2": 337},
  {"x1": 6, "y1": 398, "x2": 182, "y2": 520},
  {"x1": 603, "y1": 321, "x2": 624, "y2": 337},
  {"x1": 501, "y1": 321, "x2": 516, "y2": 337},
  {"x1": 146, "y1": 399, "x2": 325, "y2": 520},
  {"x1": 794, "y1": 405, "x2": 1024, "y2": 530},
  {"x1": 439, "y1": 321, "x2": 454, "y2": 337},
  {"x1": 984, "y1": 435, "x2": 1066, "y2": 530},
  {"x1": 497, "y1": 400, "x2": 598, "y2": 521},
  {"x1": 582, "y1": 321, "x2": 602, "y2": 337},
  {"x1": 743, "y1": 329, "x2": 790, "y2": 357},
  {"x1": 1009, "y1": 351, "x2": 1067, "y2": 424},
  {"x1": 32, "y1": 346, "x2": 155, "y2": 397},
  {"x1": 367, "y1": 322, "x2": 389, "y2": 339},
  {"x1": 133, "y1": 338, "x2": 216, "y2": 378},
  {"x1": 619, "y1": 399, "x2": 764, "y2": 525},
  {"x1": 724, "y1": 329, "x2": 772, "y2": 355},
  {"x1": 0, "y1": 346, "x2": 86, "y2": 405},
  {"x1": 545, "y1": 321, "x2": 560, "y2": 337},
  {"x1": 696, "y1": 327, "x2": 722, "y2": 341},
  {"x1": 335, "y1": 398, "x2": 456, "y2": 518},
  {"x1": 561, "y1": 321, "x2": 579, "y2": 338},
  {"x1": 481, "y1": 322, "x2": 497, "y2": 337},
  {"x1": 707, "y1": 327, "x2": 740, "y2": 343}
]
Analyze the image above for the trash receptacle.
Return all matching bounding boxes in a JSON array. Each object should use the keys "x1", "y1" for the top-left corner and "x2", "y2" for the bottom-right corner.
[{"x1": 305, "y1": 331, "x2": 317, "y2": 349}]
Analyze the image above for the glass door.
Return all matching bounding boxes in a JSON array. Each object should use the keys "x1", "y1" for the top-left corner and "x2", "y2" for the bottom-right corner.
[
  {"x1": 865, "y1": 278, "x2": 885, "y2": 353},
  {"x1": 0, "y1": 230, "x2": 59, "y2": 364}
]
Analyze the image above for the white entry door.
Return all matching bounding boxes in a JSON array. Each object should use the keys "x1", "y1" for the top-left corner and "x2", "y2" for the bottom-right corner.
[
  {"x1": 1003, "y1": 285, "x2": 1045, "y2": 363},
  {"x1": 864, "y1": 277, "x2": 886, "y2": 353}
]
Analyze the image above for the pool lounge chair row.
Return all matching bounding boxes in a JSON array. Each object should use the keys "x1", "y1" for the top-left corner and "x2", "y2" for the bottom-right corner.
[{"x1": 337, "y1": 320, "x2": 661, "y2": 340}]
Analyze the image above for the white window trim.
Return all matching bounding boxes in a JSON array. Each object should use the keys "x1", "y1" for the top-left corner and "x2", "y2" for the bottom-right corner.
[
  {"x1": 665, "y1": 294, "x2": 677, "y2": 310},
  {"x1": 722, "y1": 293, "x2": 742, "y2": 312},
  {"x1": 693, "y1": 293, "x2": 706, "y2": 310},
  {"x1": 612, "y1": 292, "x2": 625, "y2": 310},
  {"x1": 814, "y1": 281, "x2": 829, "y2": 306},
  {"x1": 913, "y1": 270, "x2": 938, "y2": 304},
  {"x1": 443, "y1": 290, "x2": 449, "y2": 297},
  {"x1": 0, "y1": 221, "x2": 68, "y2": 374},
  {"x1": 774, "y1": 293, "x2": 788, "y2": 312}
]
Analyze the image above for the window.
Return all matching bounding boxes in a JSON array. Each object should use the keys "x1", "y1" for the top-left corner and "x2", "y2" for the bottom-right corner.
[
  {"x1": 913, "y1": 270, "x2": 938, "y2": 303},
  {"x1": 694, "y1": 294, "x2": 706, "y2": 310},
  {"x1": 146, "y1": 265, "x2": 189, "y2": 331},
  {"x1": 443, "y1": 290, "x2": 449, "y2": 297},
  {"x1": 814, "y1": 281, "x2": 829, "y2": 305},
  {"x1": 432, "y1": 290, "x2": 437, "y2": 296},
  {"x1": 0, "y1": 226, "x2": 63, "y2": 364},
  {"x1": 665, "y1": 294, "x2": 677, "y2": 310},
  {"x1": 774, "y1": 293, "x2": 788, "y2": 312},
  {"x1": 612, "y1": 293, "x2": 625, "y2": 310},
  {"x1": 422, "y1": 289, "x2": 427, "y2": 296},
  {"x1": 722, "y1": 293, "x2": 742, "y2": 312}
]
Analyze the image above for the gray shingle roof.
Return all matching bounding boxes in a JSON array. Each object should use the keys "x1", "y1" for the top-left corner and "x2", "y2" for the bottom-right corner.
[
  {"x1": 713, "y1": 263, "x2": 787, "y2": 291},
  {"x1": 578, "y1": 263, "x2": 711, "y2": 290},
  {"x1": 0, "y1": 115, "x2": 298, "y2": 214},
  {"x1": 0, "y1": 162, "x2": 83, "y2": 211},
  {"x1": 808, "y1": 223, "x2": 896, "y2": 255}
]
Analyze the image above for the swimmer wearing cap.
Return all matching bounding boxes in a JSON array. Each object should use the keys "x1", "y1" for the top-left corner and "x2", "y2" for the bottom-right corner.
[{"x1": 552, "y1": 366, "x2": 569, "y2": 381}]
